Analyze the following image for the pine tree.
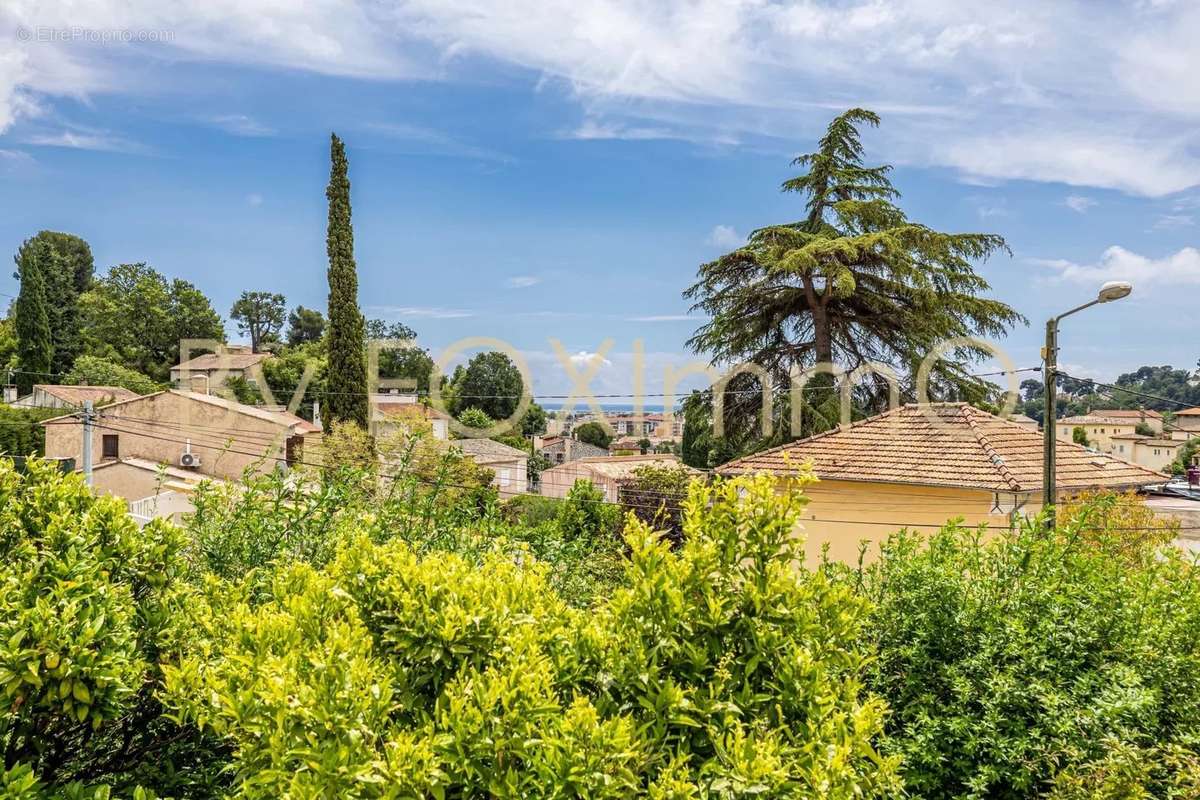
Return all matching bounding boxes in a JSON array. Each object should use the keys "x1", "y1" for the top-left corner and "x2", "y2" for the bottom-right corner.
[
  {"x1": 13, "y1": 241, "x2": 54, "y2": 395},
  {"x1": 685, "y1": 108, "x2": 1024, "y2": 446},
  {"x1": 324, "y1": 134, "x2": 368, "y2": 429}
]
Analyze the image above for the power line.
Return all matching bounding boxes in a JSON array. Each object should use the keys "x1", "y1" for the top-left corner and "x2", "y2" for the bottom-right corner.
[{"x1": 1056, "y1": 372, "x2": 1199, "y2": 412}]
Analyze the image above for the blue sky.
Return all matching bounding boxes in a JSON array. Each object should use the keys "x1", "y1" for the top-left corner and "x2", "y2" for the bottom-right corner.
[{"x1": 1, "y1": 1, "x2": 1199, "y2": 397}]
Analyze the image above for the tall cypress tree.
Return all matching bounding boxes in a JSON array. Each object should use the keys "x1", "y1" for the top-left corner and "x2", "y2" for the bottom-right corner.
[
  {"x1": 324, "y1": 133, "x2": 368, "y2": 429},
  {"x1": 13, "y1": 241, "x2": 54, "y2": 395},
  {"x1": 13, "y1": 231, "x2": 94, "y2": 375}
]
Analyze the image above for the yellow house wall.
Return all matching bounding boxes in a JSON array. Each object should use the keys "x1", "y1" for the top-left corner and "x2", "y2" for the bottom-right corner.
[
  {"x1": 1056, "y1": 422, "x2": 1136, "y2": 453},
  {"x1": 1128, "y1": 442, "x2": 1179, "y2": 473},
  {"x1": 784, "y1": 478, "x2": 1019, "y2": 567},
  {"x1": 44, "y1": 392, "x2": 293, "y2": 482}
]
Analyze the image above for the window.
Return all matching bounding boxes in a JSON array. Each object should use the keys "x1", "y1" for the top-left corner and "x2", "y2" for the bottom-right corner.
[{"x1": 101, "y1": 435, "x2": 119, "y2": 459}]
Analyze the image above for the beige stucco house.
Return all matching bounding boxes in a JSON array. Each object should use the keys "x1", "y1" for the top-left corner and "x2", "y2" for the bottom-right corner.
[
  {"x1": 1111, "y1": 434, "x2": 1185, "y2": 472},
  {"x1": 1172, "y1": 407, "x2": 1200, "y2": 438},
  {"x1": 452, "y1": 438, "x2": 529, "y2": 498},
  {"x1": 169, "y1": 347, "x2": 272, "y2": 391},
  {"x1": 89, "y1": 457, "x2": 230, "y2": 526},
  {"x1": 10, "y1": 384, "x2": 140, "y2": 410},
  {"x1": 719, "y1": 403, "x2": 1166, "y2": 567},
  {"x1": 41, "y1": 389, "x2": 321, "y2": 484},
  {"x1": 540, "y1": 453, "x2": 700, "y2": 502},
  {"x1": 1057, "y1": 409, "x2": 1167, "y2": 454},
  {"x1": 372, "y1": 394, "x2": 451, "y2": 440}
]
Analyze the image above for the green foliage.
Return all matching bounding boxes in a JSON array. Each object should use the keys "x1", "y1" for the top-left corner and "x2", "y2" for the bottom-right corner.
[
  {"x1": 64, "y1": 356, "x2": 161, "y2": 396},
  {"x1": 556, "y1": 479, "x2": 621, "y2": 543},
  {"x1": 855, "y1": 512, "x2": 1200, "y2": 799},
  {"x1": 13, "y1": 240, "x2": 54, "y2": 395},
  {"x1": 574, "y1": 420, "x2": 612, "y2": 449},
  {"x1": 456, "y1": 406, "x2": 493, "y2": 432},
  {"x1": 366, "y1": 318, "x2": 437, "y2": 394},
  {"x1": 285, "y1": 305, "x2": 325, "y2": 346},
  {"x1": 1072, "y1": 425, "x2": 1090, "y2": 447},
  {"x1": 257, "y1": 342, "x2": 327, "y2": 422},
  {"x1": 222, "y1": 375, "x2": 262, "y2": 406},
  {"x1": 617, "y1": 463, "x2": 696, "y2": 544},
  {"x1": 449, "y1": 351, "x2": 525, "y2": 424},
  {"x1": 0, "y1": 408, "x2": 59, "y2": 458},
  {"x1": 0, "y1": 315, "x2": 17, "y2": 372},
  {"x1": 0, "y1": 460, "x2": 221, "y2": 796},
  {"x1": 229, "y1": 291, "x2": 286, "y2": 353},
  {"x1": 1169, "y1": 436, "x2": 1200, "y2": 475},
  {"x1": 79, "y1": 263, "x2": 224, "y2": 383},
  {"x1": 162, "y1": 472, "x2": 899, "y2": 798},
  {"x1": 13, "y1": 232, "x2": 94, "y2": 376},
  {"x1": 522, "y1": 401, "x2": 547, "y2": 436}
]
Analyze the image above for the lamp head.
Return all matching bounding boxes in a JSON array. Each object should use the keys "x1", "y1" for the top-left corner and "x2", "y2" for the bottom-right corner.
[{"x1": 1097, "y1": 281, "x2": 1132, "y2": 303}]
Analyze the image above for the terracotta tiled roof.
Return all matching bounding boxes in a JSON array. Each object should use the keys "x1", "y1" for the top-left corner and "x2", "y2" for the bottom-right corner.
[
  {"x1": 717, "y1": 403, "x2": 1165, "y2": 492},
  {"x1": 452, "y1": 438, "x2": 529, "y2": 463},
  {"x1": 172, "y1": 352, "x2": 271, "y2": 371},
  {"x1": 376, "y1": 402, "x2": 451, "y2": 421},
  {"x1": 32, "y1": 385, "x2": 140, "y2": 405},
  {"x1": 1089, "y1": 408, "x2": 1164, "y2": 420},
  {"x1": 1058, "y1": 414, "x2": 1140, "y2": 426},
  {"x1": 544, "y1": 454, "x2": 700, "y2": 482},
  {"x1": 1176, "y1": 407, "x2": 1200, "y2": 417}
]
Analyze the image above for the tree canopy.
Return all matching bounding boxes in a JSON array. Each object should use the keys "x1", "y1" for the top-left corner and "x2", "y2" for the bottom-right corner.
[
  {"x1": 12, "y1": 231, "x2": 94, "y2": 375},
  {"x1": 286, "y1": 305, "x2": 325, "y2": 345},
  {"x1": 230, "y1": 291, "x2": 286, "y2": 352},
  {"x1": 574, "y1": 420, "x2": 612, "y2": 449},
  {"x1": 12, "y1": 241, "x2": 54, "y2": 395},
  {"x1": 449, "y1": 351, "x2": 525, "y2": 422},
  {"x1": 78, "y1": 263, "x2": 225, "y2": 383},
  {"x1": 685, "y1": 109, "x2": 1023, "y2": 451}
]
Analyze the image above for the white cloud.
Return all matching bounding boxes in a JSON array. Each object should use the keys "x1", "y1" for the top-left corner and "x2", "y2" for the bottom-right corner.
[
  {"x1": 567, "y1": 350, "x2": 612, "y2": 369},
  {"x1": 1152, "y1": 213, "x2": 1194, "y2": 230},
  {"x1": 505, "y1": 275, "x2": 541, "y2": 288},
  {"x1": 1064, "y1": 195, "x2": 1098, "y2": 213},
  {"x1": 941, "y1": 130, "x2": 1200, "y2": 197},
  {"x1": 627, "y1": 314, "x2": 693, "y2": 322},
  {"x1": 246, "y1": 192, "x2": 264, "y2": 206},
  {"x1": 706, "y1": 224, "x2": 741, "y2": 248},
  {"x1": 368, "y1": 305, "x2": 475, "y2": 319},
  {"x1": 4, "y1": 2, "x2": 1200, "y2": 196},
  {"x1": 211, "y1": 114, "x2": 274, "y2": 137},
  {"x1": 1037, "y1": 245, "x2": 1200, "y2": 288},
  {"x1": 23, "y1": 128, "x2": 145, "y2": 153}
]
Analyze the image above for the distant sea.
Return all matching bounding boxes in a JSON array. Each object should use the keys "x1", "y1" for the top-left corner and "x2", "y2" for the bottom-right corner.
[{"x1": 540, "y1": 402, "x2": 675, "y2": 414}]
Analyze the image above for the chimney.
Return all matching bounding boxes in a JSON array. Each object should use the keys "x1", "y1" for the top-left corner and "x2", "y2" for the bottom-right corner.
[
  {"x1": 2, "y1": 385, "x2": 16, "y2": 404},
  {"x1": 312, "y1": 400, "x2": 322, "y2": 430}
]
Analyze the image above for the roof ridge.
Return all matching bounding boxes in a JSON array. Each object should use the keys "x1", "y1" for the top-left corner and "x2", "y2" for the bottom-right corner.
[
  {"x1": 719, "y1": 403, "x2": 914, "y2": 470},
  {"x1": 960, "y1": 406, "x2": 1023, "y2": 492}
]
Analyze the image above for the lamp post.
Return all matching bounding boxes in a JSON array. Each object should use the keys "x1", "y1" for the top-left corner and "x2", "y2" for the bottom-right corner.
[{"x1": 1043, "y1": 280, "x2": 1133, "y2": 528}]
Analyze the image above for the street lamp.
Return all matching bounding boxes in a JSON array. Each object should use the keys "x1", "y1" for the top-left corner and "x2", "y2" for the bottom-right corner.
[{"x1": 1043, "y1": 281, "x2": 1133, "y2": 528}]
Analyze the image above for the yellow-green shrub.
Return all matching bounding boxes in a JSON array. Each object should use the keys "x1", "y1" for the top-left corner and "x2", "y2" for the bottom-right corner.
[
  {"x1": 162, "y1": 471, "x2": 901, "y2": 798},
  {"x1": 0, "y1": 459, "x2": 204, "y2": 795}
]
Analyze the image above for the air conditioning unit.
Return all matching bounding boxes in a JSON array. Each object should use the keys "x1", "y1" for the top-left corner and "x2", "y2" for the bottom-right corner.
[{"x1": 179, "y1": 451, "x2": 202, "y2": 468}]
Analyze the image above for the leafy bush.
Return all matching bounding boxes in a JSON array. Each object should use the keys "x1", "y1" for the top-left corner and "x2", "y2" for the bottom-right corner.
[
  {"x1": 617, "y1": 462, "x2": 697, "y2": 545},
  {"x1": 556, "y1": 478, "x2": 621, "y2": 542},
  {"x1": 162, "y1": 471, "x2": 900, "y2": 798},
  {"x1": 0, "y1": 459, "x2": 224, "y2": 796},
  {"x1": 855, "y1": 508, "x2": 1200, "y2": 799},
  {"x1": 0, "y1": 407, "x2": 60, "y2": 458}
]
